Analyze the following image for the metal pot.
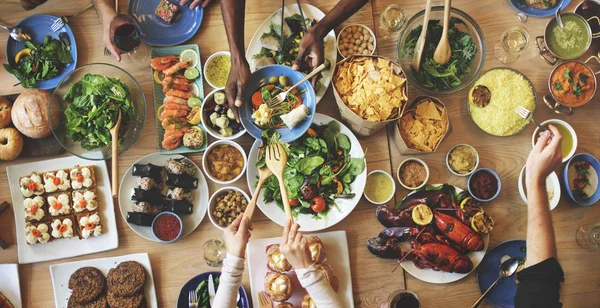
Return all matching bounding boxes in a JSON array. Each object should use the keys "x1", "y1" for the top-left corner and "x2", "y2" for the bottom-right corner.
[
  {"x1": 544, "y1": 56, "x2": 600, "y2": 115},
  {"x1": 535, "y1": 13, "x2": 600, "y2": 65}
]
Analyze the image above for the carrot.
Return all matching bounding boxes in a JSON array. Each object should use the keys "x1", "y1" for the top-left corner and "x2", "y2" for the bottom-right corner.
[
  {"x1": 307, "y1": 127, "x2": 318, "y2": 137},
  {"x1": 251, "y1": 91, "x2": 263, "y2": 108}
]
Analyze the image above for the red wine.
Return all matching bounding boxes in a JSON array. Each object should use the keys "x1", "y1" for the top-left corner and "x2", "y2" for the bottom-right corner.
[
  {"x1": 393, "y1": 294, "x2": 420, "y2": 308},
  {"x1": 113, "y1": 23, "x2": 141, "y2": 52}
]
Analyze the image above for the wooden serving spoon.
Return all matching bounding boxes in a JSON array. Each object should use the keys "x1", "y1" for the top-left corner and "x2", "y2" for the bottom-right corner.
[
  {"x1": 412, "y1": 0, "x2": 433, "y2": 72},
  {"x1": 433, "y1": 0, "x2": 452, "y2": 65},
  {"x1": 243, "y1": 167, "x2": 273, "y2": 220},
  {"x1": 109, "y1": 111, "x2": 122, "y2": 198}
]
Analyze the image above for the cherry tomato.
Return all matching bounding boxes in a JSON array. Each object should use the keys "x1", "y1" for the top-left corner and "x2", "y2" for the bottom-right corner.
[
  {"x1": 289, "y1": 198, "x2": 299, "y2": 207},
  {"x1": 301, "y1": 185, "x2": 316, "y2": 200},
  {"x1": 310, "y1": 196, "x2": 326, "y2": 213}
]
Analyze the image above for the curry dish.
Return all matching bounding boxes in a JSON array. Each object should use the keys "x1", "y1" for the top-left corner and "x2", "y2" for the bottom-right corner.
[
  {"x1": 206, "y1": 144, "x2": 245, "y2": 181},
  {"x1": 550, "y1": 61, "x2": 595, "y2": 107}
]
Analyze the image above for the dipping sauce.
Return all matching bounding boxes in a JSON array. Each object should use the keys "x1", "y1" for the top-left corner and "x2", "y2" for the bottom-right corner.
[
  {"x1": 470, "y1": 170, "x2": 499, "y2": 200},
  {"x1": 365, "y1": 172, "x2": 394, "y2": 203},
  {"x1": 550, "y1": 61, "x2": 595, "y2": 107},
  {"x1": 448, "y1": 145, "x2": 477, "y2": 175},
  {"x1": 205, "y1": 54, "x2": 231, "y2": 88},
  {"x1": 535, "y1": 122, "x2": 574, "y2": 159},
  {"x1": 546, "y1": 14, "x2": 590, "y2": 59},
  {"x1": 206, "y1": 144, "x2": 245, "y2": 181},
  {"x1": 153, "y1": 213, "x2": 181, "y2": 242},
  {"x1": 399, "y1": 161, "x2": 427, "y2": 188},
  {"x1": 568, "y1": 161, "x2": 599, "y2": 202}
]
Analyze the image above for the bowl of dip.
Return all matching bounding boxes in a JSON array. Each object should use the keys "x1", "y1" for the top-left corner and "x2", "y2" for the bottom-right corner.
[
  {"x1": 518, "y1": 166, "x2": 561, "y2": 210},
  {"x1": 446, "y1": 144, "x2": 479, "y2": 176},
  {"x1": 468, "y1": 168, "x2": 501, "y2": 202},
  {"x1": 152, "y1": 212, "x2": 183, "y2": 243},
  {"x1": 543, "y1": 60, "x2": 599, "y2": 115},
  {"x1": 397, "y1": 158, "x2": 429, "y2": 190},
  {"x1": 204, "y1": 51, "x2": 231, "y2": 89},
  {"x1": 564, "y1": 153, "x2": 600, "y2": 206},
  {"x1": 532, "y1": 119, "x2": 577, "y2": 163},
  {"x1": 364, "y1": 170, "x2": 396, "y2": 205}
]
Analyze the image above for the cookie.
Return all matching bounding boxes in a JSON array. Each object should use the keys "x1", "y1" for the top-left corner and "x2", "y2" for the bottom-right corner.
[
  {"x1": 107, "y1": 261, "x2": 146, "y2": 297},
  {"x1": 68, "y1": 267, "x2": 106, "y2": 304},
  {"x1": 107, "y1": 290, "x2": 143, "y2": 308},
  {"x1": 68, "y1": 292, "x2": 107, "y2": 308}
]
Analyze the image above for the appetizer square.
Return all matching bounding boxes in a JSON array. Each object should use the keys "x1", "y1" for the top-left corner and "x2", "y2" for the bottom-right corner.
[
  {"x1": 155, "y1": 0, "x2": 179, "y2": 24},
  {"x1": 24, "y1": 196, "x2": 46, "y2": 222},
  {"x1": 25, "y1": 221, "x2": 51, "y2": 245},
  {"x1": 51, "y1": 216, "x2": 75, "y2": 239},
  {"x1": 70, "y1": 166, "x2": 96, "y2": 190},
  {"x1": 72, "y1": 189, "x2": 99, "y2": 213},
  {"x1": 19, "y1": 173, "x2": 44, "y2": 198},
  {"x1": 47, "y1": 192, "x2": 72, "y2": 217},
  {"x1": 77, "y1": 211, "x2": 103, "y2": 239},
  {"x1": 43, "y1": 169, "x2": 71, "y2": 193}
]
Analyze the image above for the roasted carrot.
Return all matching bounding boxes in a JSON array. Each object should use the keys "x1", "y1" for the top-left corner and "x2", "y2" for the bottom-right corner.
[{"x1": 251, "y1": 91, "x2": 263, "y2": 108}]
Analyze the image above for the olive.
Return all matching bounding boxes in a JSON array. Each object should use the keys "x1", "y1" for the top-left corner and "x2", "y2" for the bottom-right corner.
[
  {"x1": 214, "y1": 105, "x2": 222, "y2": 113},
  {"x1": 279, "y1": 75, "x2": 290, "y2": 86},
  {"x1": 268, "y1": 76, "x2": 279, "y2": 84}
]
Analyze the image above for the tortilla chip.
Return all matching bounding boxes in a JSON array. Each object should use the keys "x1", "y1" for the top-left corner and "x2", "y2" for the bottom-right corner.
[{"x1": 398, "y1": 98, "x2": 449, "y2": 152}]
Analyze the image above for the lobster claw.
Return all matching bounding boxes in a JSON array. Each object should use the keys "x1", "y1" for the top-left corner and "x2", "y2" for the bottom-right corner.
[
  {"x1": 376, "y1": 205, "x2": 416, "y2": 228},
  {"x1": 366, "y1": 237, "x2": 403, "y2": 259}
]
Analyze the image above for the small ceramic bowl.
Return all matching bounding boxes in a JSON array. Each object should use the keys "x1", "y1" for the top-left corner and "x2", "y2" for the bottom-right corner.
[
  {"x1": 563, "y1": 153, "x2": 600, "y2": 206},
  {"x1": 208, "y1": 187, "x2": 251, "y2": 231},
  {"x1": 531, "y1": 119, "x2": 577, "y2": 163},
  {"x1": 518, "y1": 166, "x2": 560, "y2": 210},
  {"x1": 396, "y1": 158, "x2": 429, "y2": 190},
  {"x1": 203, "y1": 51, "x2": 231, "y2": 89},
  {"x1": 202, "y1": 140, "x2": 247, "y2": 185},
  {"x1": 468, "y1": 168, "x2": 502, "y2": 202},
  {"x1": 446, "y1": 144, "x2": 479, "y2": 177},
  {"x1": 201, "y1": 87, "x2": 246, "y2": 141},
  {"x1": 336, "y1": 24, "x2": 377, "y2": 59},
  {"x1": 151, "y1": 212, "x2": 183, "y2": 243},
  {"x1": 363, "y1": 170, "x2": 396, "y2": 205}
]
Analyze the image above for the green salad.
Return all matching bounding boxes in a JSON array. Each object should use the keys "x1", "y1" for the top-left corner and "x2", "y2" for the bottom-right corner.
[
  {"x1": 63, "y1": 74, "x2": 135, "y2": 150},
  {"x1": 257, "y1": 121, "x2": 366, "y2": 219},
  {"x1": 400, "y1": 17, "x2": 477, "y2": 91},
  {"x1": 3, "y1": 33, "x2": 73, "y2": 88}
]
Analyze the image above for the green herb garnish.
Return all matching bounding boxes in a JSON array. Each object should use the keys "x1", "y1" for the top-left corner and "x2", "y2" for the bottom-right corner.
[
  {"x1": 564, "y1": 68, "x2": 573, "y2": 83},
  {"x1": 553, "y1": 81, "x2": 563, "y2": 91},
  {"x1": 579, "y1": 73, "x2": 589, "y2": 85},
  {"x1": 573, "y1": 82, "x2": 583, "y2": 96},
  {"x1": 544, "y1": 0, "x2": 553, "y2": 7}
]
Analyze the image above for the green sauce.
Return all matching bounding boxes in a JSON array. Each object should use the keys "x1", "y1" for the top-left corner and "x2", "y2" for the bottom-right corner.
[
  {"x1": 535, "y1": 123, "x2": 573, "y2": 158},
  {"x1": 206, "y1": 54, "x2": 231, "y2": 88},
  {"x1": 365, "y1": 172, "x2": 393, "y2": 203},
  {"x1": 547, "y1": 14, "x2": 590, "y2": 58}
]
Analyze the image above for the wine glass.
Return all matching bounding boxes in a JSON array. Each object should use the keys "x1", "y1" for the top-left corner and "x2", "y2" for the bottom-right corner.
[
  {"x1": 109, "y1": 14, "x2": 148, "y2": 64},
  {"x1": 576, "y1": 222, "x2": 600, "y2": 251},
  {"x1": 493, "y1": 26, "x2": 529, "y2": 64},
  {"x1": 378, "y1": 4, "x2": 408, "y2": 41}
]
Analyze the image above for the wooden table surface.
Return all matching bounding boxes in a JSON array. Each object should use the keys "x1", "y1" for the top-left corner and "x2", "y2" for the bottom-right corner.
[{"x1": 1, "y1": 0, "x2": 599, "y2": 307}]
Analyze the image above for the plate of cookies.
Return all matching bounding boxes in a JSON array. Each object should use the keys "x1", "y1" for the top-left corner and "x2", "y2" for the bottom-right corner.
[
  {"x1": 49, "y1": 253, "x2": 157, "y2": 308},
  {"x1": 6, "y1": 156, "x2": 118, "y2": 264}
]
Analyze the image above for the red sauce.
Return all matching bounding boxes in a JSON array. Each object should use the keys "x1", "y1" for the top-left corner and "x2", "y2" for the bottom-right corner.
[
  {"x1": 153, "y1": 213, "x2": 181, "y2": 242},
  {"x1": 470, "y1": 170, "x2": 498, "y2": 200}
]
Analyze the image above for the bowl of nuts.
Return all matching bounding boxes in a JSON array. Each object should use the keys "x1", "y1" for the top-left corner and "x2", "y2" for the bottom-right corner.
[
  {"x1": 337, "y1": 24, "x2": 376, "y2": 59},
  {"x1": 208, "y1": 187, "x2": 251, "y2": 230}
]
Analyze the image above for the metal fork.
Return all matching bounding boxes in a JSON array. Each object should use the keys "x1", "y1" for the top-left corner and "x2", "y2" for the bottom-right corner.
[
  {"x1": 258, "y1": 291, "x2": 274, "y2": 308},
  {"x1": 188, "y1": 289, "x2": 198, "y2": 308},
  {"x1": 51, "y1": 3, "x2": 94, "y2": 32},
  {"x1": 515, "y1": 106, "x2": 548, "y2": 133},
  {"x1": 265, "y1": 63, "x2": 326, "y2": 108}
]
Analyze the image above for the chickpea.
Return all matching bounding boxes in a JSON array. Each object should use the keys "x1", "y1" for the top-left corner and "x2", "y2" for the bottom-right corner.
[
  {"x1": 368, "y1": 43, "x2": 374, "y2": 51},
  {"x1": 360, "y1": 34, "x2": 364, "y2": 41},
  {"x1": 355, "y1": 39, "x2": 362, "y2": 46},
  {"x1": 360, "y1": 42, "x2": 367, "y2": 49},
  {"x1": 362, "y1": 28, "x2": 369, "y2": 36},
  {"x1": 353, "y1": 32, "x2": 360, "y2": 39},
  {"x1": 368, "y1": 36, "x2": 374, "y2": 43},
  {"x1": 342, "y1": 50, "x2": 348, "y2": 57},
  {"x1": 340, "y1": 31, "x2": 347, "y2": 38},
  {"x1": 362, "y1": 49, "x2": 370, "y2": 55},
  {"x1": 352, "y1": 45, "x2": 358, "y2": 51},
  {"x1": 358, "y1": 46, "x2": 365, "y2": 53},
  {"x1": 343, "y1": 37, "x2": 349, "y2": 44}
]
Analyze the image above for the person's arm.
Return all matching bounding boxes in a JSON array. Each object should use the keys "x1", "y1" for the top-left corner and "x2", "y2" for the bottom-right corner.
[{"x1": 91, "y1": 0, "x2": 121, "y2": 61}]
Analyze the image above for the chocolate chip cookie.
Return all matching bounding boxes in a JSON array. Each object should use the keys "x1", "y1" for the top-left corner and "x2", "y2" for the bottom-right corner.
[
  {"x1": 67, "y1": 292, "x2": 107, "y2": 308},
  {"x1": 68, "y1": 267, "x2": 106, "y2": 304}
]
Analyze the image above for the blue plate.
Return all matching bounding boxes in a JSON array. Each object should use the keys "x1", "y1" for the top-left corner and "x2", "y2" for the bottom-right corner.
[
  {"x1": 176, "y1": 271, "x2": 249, "y2": 308},
  {"x1": 563, "y1": 153, "x2": 600, "y2": 206},
  {"x1": 508, "y1": 0, "x2": 571, "y2": 17},
  {"x1": 128, "y1": 0, "x2": 203, "y2": 46},
  {"x1": 476, "y1": 240, "x2": 527, "y2": 308},
  {"x1": 5, "y1": 14, "x2": 77, "y2": 90},
  {"x1": 240, "y1": 65, "x2": 316, "y2": 143}
]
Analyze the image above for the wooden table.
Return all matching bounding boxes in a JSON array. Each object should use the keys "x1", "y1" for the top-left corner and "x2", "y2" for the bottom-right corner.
[{"x1": 0, "y1": 0, "x2": 599, "y2": 307}]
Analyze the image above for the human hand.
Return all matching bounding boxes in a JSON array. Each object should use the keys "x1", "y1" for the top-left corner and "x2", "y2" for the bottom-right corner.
[
  {"x1": 223, "y1": 215, "x2": 253, "y2": 258},
  {"x1": 225, "y1": 55, "x2": 251, "y2": 111},
  {"x1": 180, "y1": 0, "x2": 213, "y2": 9},
  {"x1": 526, "y1": 125, "x2": 563, "y2": 186},
  {"x1": 292, "y1": 29, "x2": 325, "y2": 88},
  {"x1": 280, "y1": 220, "x2": 313, "y2": 270}
]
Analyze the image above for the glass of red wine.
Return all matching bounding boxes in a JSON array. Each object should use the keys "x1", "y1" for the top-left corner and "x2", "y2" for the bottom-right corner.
[{"x1": 109, "y1": 14, "x2": 148, "y2": 63}]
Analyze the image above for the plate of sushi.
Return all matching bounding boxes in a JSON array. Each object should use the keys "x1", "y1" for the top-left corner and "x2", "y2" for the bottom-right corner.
[{"x1": 118, "y1": 153, "x2": 209, "y2": 242}]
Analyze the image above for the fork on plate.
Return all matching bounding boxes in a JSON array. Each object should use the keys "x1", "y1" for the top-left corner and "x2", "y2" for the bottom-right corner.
[
  {"x1": 51, "y1": 3, "x2": 94, "y2": 32},
  {"x1": 264, "y1": 63, "x2": 327, "y2": 108},
  {"x1": 258, "y1": 291, "x2": 274, "y2": 308},
  {"x1": 188, "y1": 289, "x2": 198, "y2": 308},
  {"x1": 515, "y1": 105, "x2": 549, "y2": 134}
]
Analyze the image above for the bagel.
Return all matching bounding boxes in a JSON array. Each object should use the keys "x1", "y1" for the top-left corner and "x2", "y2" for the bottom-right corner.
[
  {"x1": 0, "y1": 128, "x2": 24, "y2": 160},
  {"x1": 0, "y1": 97, "x2": 12, "y2": 128},
  {"x1": 12, "y1": 89, "x2": 55, "y2": 139}
]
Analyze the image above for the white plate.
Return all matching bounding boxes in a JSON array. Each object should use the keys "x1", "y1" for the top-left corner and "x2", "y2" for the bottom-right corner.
[
  {"x1": 247, "y1": 231, "x2": 354, "y2": 307},
  {"x1": 246, "y1": 113, "x2": 367, "y2": 232},
  {"x1": 518, "y1": 166, "x2": 560, "y2": 210},
  {"x1": 49, "y1": 253, "x2": 157, "y2": 308},
  {"x1": 398, "y1": 185, "x2": 490, "y2": 284},
  {"x1": 0, "y1": 264, "x2": 22, "y2": 308},
  {"x1": 246, "y1": 3, "x2": 337, "y2": 105},
  {"x1": 118, "y1": 153, "x2": 209, "y2": 242},
  {"x1": 6, "y1": 156, "x2": 118, "y2": 264}
]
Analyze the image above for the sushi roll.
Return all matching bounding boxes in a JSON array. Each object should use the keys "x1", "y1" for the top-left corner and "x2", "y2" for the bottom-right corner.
[
  {"x1": 132, "y1": 201, "x2": 162, "y2": 215},
  {"x1": 162, "y1": 199, "x2": 193, "y2": 215},
  {"x1": 166, "y1": 187, "x2": 195, "y2": 202},
  {"x1": 166, "y1": 158, "x2": 196, "y2": 176},
  {"x1": 131, "y1": 188, "x2": 164, "y2": 204},
  {"x1": 127, "y1": 212, "x2": 157, "y2": 227},
  {"x1": 136, "y1": 177, "x2": 162, "y2": 191},
  {"x1": 132, "y1": 163, "x2": 163, "y2": 182},
  {"x1": 166, "y1": 174, "x2": 198, "y2": 189}
]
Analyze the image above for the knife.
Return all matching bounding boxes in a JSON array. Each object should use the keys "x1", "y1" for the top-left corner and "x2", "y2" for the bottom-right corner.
[{"x1": 208, "y1": 274, "x2": 216, "y2": 306}]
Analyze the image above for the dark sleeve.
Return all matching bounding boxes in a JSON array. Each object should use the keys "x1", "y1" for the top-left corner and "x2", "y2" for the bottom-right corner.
[{"x1": 514, "y1": 258, "x2": 564, "y2": 308}]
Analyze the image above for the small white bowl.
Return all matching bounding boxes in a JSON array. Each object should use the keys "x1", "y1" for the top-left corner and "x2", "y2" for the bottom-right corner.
[
  {"x1": 201, "y1": 88, "x2": 246, "y2": 141},
  {"x1": 336, "y1": 24, "x2": 377, "y2": 59},
  {"x1": 208, "y1": 187, "x2": 251, "y2": 231},
  {"x1": 364, "y1": 170, "x2": 396, "y2": 205},
  {"x1": 202, "y1": 140, "x2": 247, "y2": 185},
  {"x1": 446, "y1": 144, "x2": 479, "y2": 177},
  {"x1": 203, "y1": 51, "x2": 231, "y2": 89},
  {"x1": 397, "y1": 158, "x2": 430, "y2": 190},
  {"x1": 531, "y1": 119, "x2": 577, "y2": 163},
  {"x1": 518, "y1": 166, "x2": 560, "y2": 211}
]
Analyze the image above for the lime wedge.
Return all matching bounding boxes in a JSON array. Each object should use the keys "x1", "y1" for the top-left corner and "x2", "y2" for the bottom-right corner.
[
  {"x1": 191, "y1": 83, "x2": 200, "y2": 96},
  {"x1": 187, "y1": 97, "x2": 202, "y2": 108},
  {"x1": 184, "y1": 67, "x2": 200, "y2": 80},
  {"x1": 180, "y1": 49, "x2": 199, "y2": 67}
]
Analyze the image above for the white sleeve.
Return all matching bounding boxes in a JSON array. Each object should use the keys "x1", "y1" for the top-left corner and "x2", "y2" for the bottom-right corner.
[
  {"x1": 296, "y1": 264, "x2": 344, "y2": 308},
  {"x1": 213, "y1": 253, "x2": 245, "y2": 308}
]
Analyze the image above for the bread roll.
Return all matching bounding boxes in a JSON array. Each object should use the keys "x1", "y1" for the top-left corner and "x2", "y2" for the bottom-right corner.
[
  {"x1": 0, "y1": 128, "x2": 24, "y2": 160},
  {"x1": 0, "y1": 97, "x2": 12, "y2": 128},
  {"x1": 12, "y1": 89, "x2": 55, "y2": 139}
]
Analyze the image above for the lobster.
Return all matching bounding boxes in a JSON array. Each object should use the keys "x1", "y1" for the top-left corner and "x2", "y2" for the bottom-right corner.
[
  {"x1": 434, "y1": 212, "x2": 484, "y2": 252},
  {"x1": 376, "y1": 190, "x2": 456, "y2": 228}
]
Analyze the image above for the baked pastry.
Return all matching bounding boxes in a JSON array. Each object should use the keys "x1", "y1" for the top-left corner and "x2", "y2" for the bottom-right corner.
[
  {"x1": 0, "y1": 97, "x2": 12, "y2": 128},
  {"x1": 68, "y1": 267, "x2": 106, "y2": 304},
  {"x1": 48, "y1": 192, "x2": 71, "y2": 217},
  {"x1": 51, "y1": 216, "x2": 75, "y2": 239},
  {"x1": 77, "y1": 211, "x2": 103, "y2": 239},
  {"x1": 266, "y1": 244, "x2": 293, "y2": 273},
  {"x1": 67, "y1": 292, "x2": 107, "y2": 308},
  {"x1": 0, "y1": 127, "x2": 23, "y2": 160},
  {"x1": 264, "y1": 272, "x2": 292, "y2": 302},
  {"x1": 300, "y1": 294, "x2": 316, "y2": 308},
  {"x1": 25, "y1": 222, "x2": 51, "y2": 244},
  {"x1": 43, "y1": 169, "x2": 71, "y2": 193},
  {"x1": 24, "y1": 196, "x2": 45, "y2": 222},
  {"x1": 277, "y1": 303, "x2": 295, "y2": 308},
  {"x1": 72, "y1": 189, "x2": 99, "y2": 213},
  {"x1": 107, "y1": 290, "x2": 144, "y2": 308},
  {"x1": 315, "y1": 264, "x2": 339, "y2": 292},
  {"x1": 19, "y1": 172, "x2": 44, "y2": 197},
  {"x1": 107, "y1": 261, "x2": 146, "y2": 297},
  {"x1": 11, "y1": 89, "x2": 55, "y2": 139},
  {"x1": 70, "y1": 166, "x2": 96, "y2": 190},
  {"x1": 306, "y1": 236, "x2": 327, "y2": 264}
]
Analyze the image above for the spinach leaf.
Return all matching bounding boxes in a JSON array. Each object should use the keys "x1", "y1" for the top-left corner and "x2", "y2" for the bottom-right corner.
[
  {"x1": 296, "y1": 156, "x2": 325, "y2": 175},
  {"x1": 337, "y1": 134, "x2": 351, "y2": 151},
  {"x1": 347, "y1": 157, "x2": 366, "y2": 176}
]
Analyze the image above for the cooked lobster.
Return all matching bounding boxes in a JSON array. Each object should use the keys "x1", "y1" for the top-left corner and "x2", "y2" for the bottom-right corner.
[{"x1": 434, "y1": 211, "x2": 484, "y2": 252}]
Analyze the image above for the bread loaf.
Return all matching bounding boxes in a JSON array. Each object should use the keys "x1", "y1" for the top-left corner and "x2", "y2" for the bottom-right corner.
[{"x1": 11, "y1": 89, "x2": 55, "y2": 139}]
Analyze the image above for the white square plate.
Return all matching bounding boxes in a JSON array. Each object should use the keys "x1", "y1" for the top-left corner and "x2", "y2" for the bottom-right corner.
[
  {"x1": 6, "y1": 156, "x2": 119, "y2": 264},
  {"x1": 247, "y1": 230, "x2": 354, "y2": 307},
  {"x1": 49, "y1": 253, "x2": 157, "y2": 308},
  {"x1": 0, "y1": 264, "x2": 22, "y2": 308}
]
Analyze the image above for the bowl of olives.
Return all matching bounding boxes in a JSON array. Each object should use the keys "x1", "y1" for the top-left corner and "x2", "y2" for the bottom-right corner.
[{"x1": 201, "y1": 88, "x2": 247, "y2": 140}]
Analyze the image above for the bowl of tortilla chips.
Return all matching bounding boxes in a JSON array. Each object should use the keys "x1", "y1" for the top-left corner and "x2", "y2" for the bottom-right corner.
[
  {"x1": 391, "y1": 96, "x2": 450, "y2": 154},
  {"x1": 332, "y1": 55, "x2": 408, "y2": 136}
]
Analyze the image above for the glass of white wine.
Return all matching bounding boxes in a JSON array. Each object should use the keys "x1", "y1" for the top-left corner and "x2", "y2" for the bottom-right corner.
[
  {"x1": 379, "y1": 4, "x2": 408, "y2": 40},
  {"x1": 203, "y1": 238, "x2": 226, "y2": 267},
  {"x1": 576, "y1": 222, "x2": 600, "y2": 251},
  {"x1": 494, "y1": 26, "x2": 530, "y2": 64}
]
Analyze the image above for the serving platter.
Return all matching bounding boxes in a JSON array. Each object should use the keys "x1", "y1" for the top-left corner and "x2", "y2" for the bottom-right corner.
[
  {"x1": 6, "y1": 156, "x2": 118, "y2": 264},
  {"x1": 49, "y1": 253, "x2": 158, "y2": 308},
  {"x1": 0, "y1": 264, "x2": 22, "y2": 308},
  {"x1": 245, "y1": 113, "x2": 367, "y2": 232},
  {"x1": 245, "y1": 3, "x2": 337, "y2": 105},
  {"x1": 247, "y1": 230, "x2": 354, "y2": 307},
  {"x1": 118, "y1": 152, "x2": 209, "y2": 242}
]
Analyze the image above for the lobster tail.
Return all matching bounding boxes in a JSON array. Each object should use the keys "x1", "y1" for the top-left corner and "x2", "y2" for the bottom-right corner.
[{"x1": 451, "y1": 255, "x2": 473, "y2": 274}]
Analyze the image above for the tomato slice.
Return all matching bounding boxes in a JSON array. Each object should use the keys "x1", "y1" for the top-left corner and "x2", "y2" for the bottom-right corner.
[
  {"x1": 251, "y1": 91, "x2": 263, "y2": 108},
  {"x1": 53, "y1": 177, "x2": 61, "y2": 185},
  {"x1": 289, "y1": 198, "x2": 299, "y2": 207}
]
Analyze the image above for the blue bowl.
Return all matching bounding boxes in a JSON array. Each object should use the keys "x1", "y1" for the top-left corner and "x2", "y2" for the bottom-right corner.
[
  {"x1": 563, "y1": 153, "x2": 600, "y2": 206},
  {"x1": 508, "y1": 0, "x2": 571, "y2": 17},
  {"x1": 176, "y1": 271, "x2": 249, "y2": 308},
  {"x1": 151, "y1": 212, "x2": 183, "y2": 243},
  {"x1": 239, "y1": 65, "x2": 316, "y2": 143},
  {"x1": 468, "y1": 168, "x2": 502, "y2": 202}
]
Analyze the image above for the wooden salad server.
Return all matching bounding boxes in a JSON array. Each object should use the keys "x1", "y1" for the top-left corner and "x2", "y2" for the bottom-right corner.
[
  {"x1": 244, "y1": 166, "x2": 272, "y2": 220},
  {"x1": 265, "y1": 143, "x2": 294, "y2": 222},
  {"x1": 412, "y1": 0, "x2": 433, "y2": 72},
  {"x1": 109, "y1": 111, "x2": 122, "y2": 198},
  {"x1": 433, "y1": 0, "x2": 453, "y2": 65}
]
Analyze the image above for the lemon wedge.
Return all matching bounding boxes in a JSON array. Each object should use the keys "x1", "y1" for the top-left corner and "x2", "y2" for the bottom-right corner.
[
  {"x1": 411, "y1": 204, "x2": 433, "y2": 226},
  {"x1": 471, "y1": 212, "x2": 494, "y2": 234}
]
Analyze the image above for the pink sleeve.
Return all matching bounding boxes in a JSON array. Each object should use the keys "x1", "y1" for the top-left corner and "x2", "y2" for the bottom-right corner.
[
  {"x1": 296, "y1": 264, "x2": 343, "y2": 308},
  {"x1": 213, "y1": 253, "x2": 244, "y2": 308}
]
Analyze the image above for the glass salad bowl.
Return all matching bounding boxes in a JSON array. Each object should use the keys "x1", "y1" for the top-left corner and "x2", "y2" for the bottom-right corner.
[
  {"x1": 396, "y1": 7, "x2": 486, "y2": 95},
  {"x1": 49, "y1": 63, "x2": 147, "y2": 160}
]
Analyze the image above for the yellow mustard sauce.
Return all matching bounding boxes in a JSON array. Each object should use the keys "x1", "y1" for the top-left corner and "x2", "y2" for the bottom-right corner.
[{"x1": 206, "y1": 54, "x2": 231, "y2": 88}]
